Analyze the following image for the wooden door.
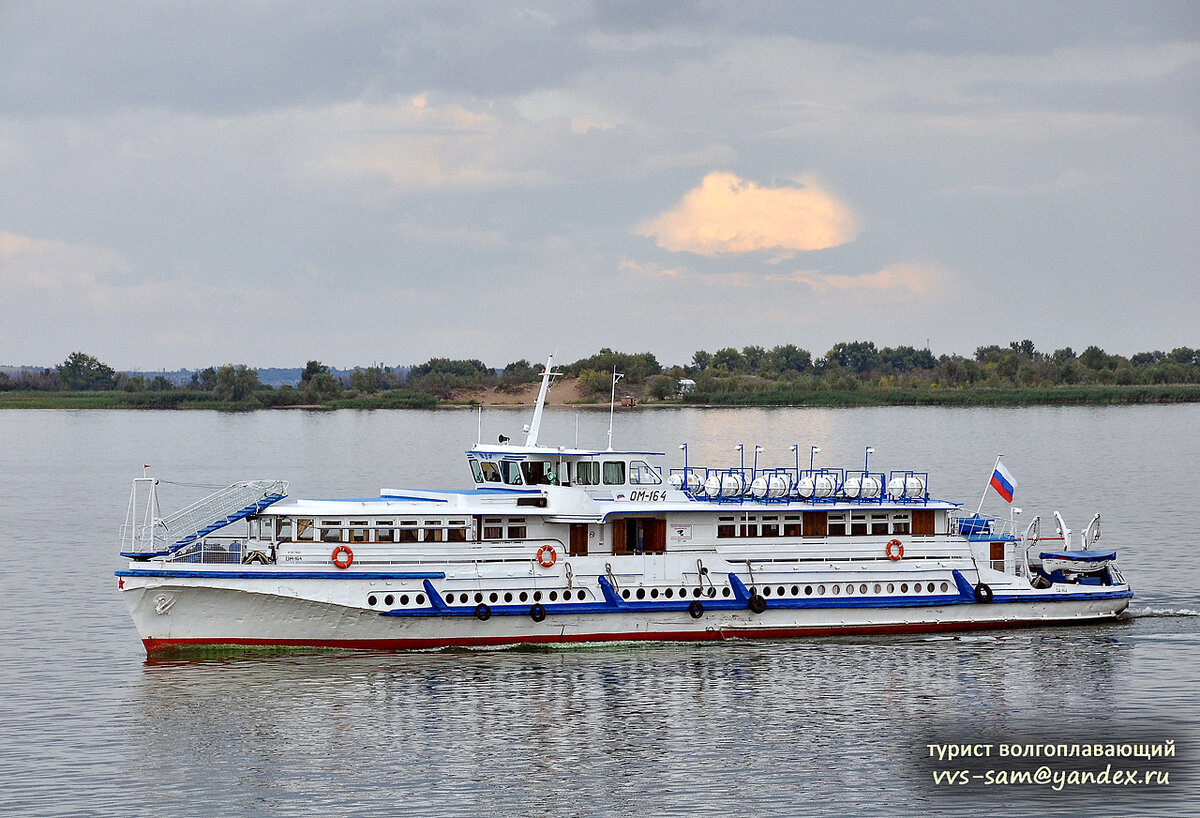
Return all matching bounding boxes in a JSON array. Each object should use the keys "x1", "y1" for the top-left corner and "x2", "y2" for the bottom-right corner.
[
  {"x1": 802, "y1": 511, "x2": 827, "y2": 537},
  {"x1": 612, "y1": 520, "x2": 628, "y2": 555},
  {"x1": 913, "y1": 509, "x2": 936, "y2": 536},
  {"x1": 569, "y1": 523, "x2": 588, "y2": 556}
]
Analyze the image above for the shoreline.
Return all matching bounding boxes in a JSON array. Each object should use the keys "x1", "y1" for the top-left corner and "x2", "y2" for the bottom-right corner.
[{"x1": 4, "y1": 382, "x2": 1200, "y2": 410}]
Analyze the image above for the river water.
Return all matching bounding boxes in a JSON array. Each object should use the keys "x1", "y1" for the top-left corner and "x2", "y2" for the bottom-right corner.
[{"x1": 1, "y1": 405, "x2": 1196, "y2": 816}]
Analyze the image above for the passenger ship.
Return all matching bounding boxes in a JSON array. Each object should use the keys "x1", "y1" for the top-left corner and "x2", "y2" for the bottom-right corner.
[{"x1": 116, "y1": 357, "x2": 1132, "y2": 656}]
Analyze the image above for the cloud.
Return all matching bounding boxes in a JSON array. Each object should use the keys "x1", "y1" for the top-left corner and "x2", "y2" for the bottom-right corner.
[
  {"x1": 770, "y1": 264, "x2": 945, "y2": 297},
  {"x1": 636, "y1": 172, "x2": 857, "y2": 257},
  {"x1": 0, "y1": 230, "x2": 130, "y2": 298}
]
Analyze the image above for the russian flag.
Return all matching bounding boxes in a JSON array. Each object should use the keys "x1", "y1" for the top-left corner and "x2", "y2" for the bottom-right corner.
[{"x1": 990, "y1": 461, "x2": 1017, "y2": 503}]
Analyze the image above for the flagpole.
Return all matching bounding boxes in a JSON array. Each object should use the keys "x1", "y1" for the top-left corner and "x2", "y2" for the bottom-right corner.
[{"x1": 976, "y1": 454, "x2": 1003, "y2": 515}]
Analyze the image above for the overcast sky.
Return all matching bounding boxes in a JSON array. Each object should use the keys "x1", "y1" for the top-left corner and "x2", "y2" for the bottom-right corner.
[{"x1": 1, "y1": 1, "x2": 1197, "y2": 370}]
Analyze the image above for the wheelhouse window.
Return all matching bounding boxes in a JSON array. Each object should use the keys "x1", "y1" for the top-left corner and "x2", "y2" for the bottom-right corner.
[
  {"x1": 469, "y1": 459, "x2": 484, "y2": 484},
  {"x1": 520, "y1": 461, "x2": 556, "y2": 486},
  {"x1": 479, "y1": 462, "x2": 502, "y2": 483},
  {"x1": 575, "y1": 461, "x2": 600, "y2": 485},
  {"x1": 602, "y1": 461, "x2": 626, "y2": 485},
  {"x1": 499, "y1": 461, "x2": 523, "y2": 485},
  {"x1": 629, "y1": 460, "x2": 661, "y2": 485}
]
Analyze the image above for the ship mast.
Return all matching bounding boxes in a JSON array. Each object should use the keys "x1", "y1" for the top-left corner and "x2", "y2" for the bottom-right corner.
[{"x1": 524, "y1": 354, "x2": 560, "y2": 447}]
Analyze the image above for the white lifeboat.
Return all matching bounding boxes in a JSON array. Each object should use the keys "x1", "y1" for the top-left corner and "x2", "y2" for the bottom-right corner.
[
  {"x1": 887, "y1": 474, "x2": 926, "y2": 500},
  {"x1": 796, "y1": 474, "x2": 837, "y2": 499},
  {"x1": 704, "y1": 472, "x2": 746, "y2": 499},
  {"x1": 843, "y1": 475, "x2": 882, "y2": 499}
]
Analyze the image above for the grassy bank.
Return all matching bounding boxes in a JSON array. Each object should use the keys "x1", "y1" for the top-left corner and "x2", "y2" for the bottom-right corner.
[{"x1": 5, "y1": 383, "x2": 1200, "y2": 409}]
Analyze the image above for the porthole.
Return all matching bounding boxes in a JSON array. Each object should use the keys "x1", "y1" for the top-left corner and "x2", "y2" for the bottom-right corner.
[
  {"x1": 489, "y1": 592, "x2": 498, "y2": 603},
  {"x1": 384, "y1": 594, "x2": 394, "y2": 606},
  {"x1": 777, "y1": 586, "x2": 785, "y2": 597},
  {"x1": 445, "y1": 593, "x2": 455, "y2": 604},
  {"x1": 832, "y1": 585, "x2": 840, "y2": 595},
  {"x1": 519, "y1": 591, "x2": 529, "y2": 602},
  {"x1": 845, "y1": 584, "x2": 854, "y2": 595},
  {"x1": 504, "y1": 592, "x2": 513, "y2": 603},
  {"x1": 475, "y1": 592, "x2": 484, "y2": 603},
  {"x1": 762, "y1": 586, "x2": 771, "y2": 597},
  {"x1": 664, "y1": 588, "x2": 673, "y2": 598},
  {"x1": 791, "y1": 585, "x2": 799, "y2": 596},
  {"x1": 549, "y1": 591, "x2": 558, "y2": 601},
  {"x1": 533, "y1": 591, "x2": 542, "y2": 602},
  {"x1": 636, "y1": 588, "x2": 646, "y2": 600},
  {"x1": 928, "y1": 583, "x2": 936, "y2": 593},
  {"x1": 693, "y1": 588, "x2": 702, "y2": 598},
  {"x1": 940, "y1": 582, "x2": 949, "y2": 592},
  {"x1": 367, "y1": 595, "x2": 377, "y2": 606},
  {"x1": 805, "y1": 585, "x2": 813, "y2": 596},
  {"x1": 576, "y1": 590, "x2": 586, "y2": 600},
  {"x1": 400, "y1": 594, "x2": 409, "y2": 605},
  {"x1": 874, "y1": 584, "x2": 882, "y2": 594},
  {"x1": 859, "y1": 584, "x2": 868, "y2": 595},
  {"x1": 817, "y1": 585, "x2": 826, "y2": 595},
  {"x1": 562, "y1": 590, "x2": 571, "y2": 601},
  {"x1": 706, "y1": 587, "x2": 716, "y2": 598},
  {"x1": 900, "y1": 584, "x2": 909, "y2": 593},
  {"x1": 722, "y1": 588, "x2": 731, "y2": 598},
  {"x1": 679, "y1": 588, "x2": 687, "y2": 598},
  {"x1": 416, "y1": 594, "x2": 425, "y2": 604},
  {"x1": 887, "y1": 584, "x2": 895, "y2": 593},
  {"x1": 622, "y1": 590, "x2": 630, "y2": 599}
]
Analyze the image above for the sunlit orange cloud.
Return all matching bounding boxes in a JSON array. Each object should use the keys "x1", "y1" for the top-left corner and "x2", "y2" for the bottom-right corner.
[
  {"x1": 769, "y1": 264, "x2": 944, "y2": 296},
  {"x1": 636, "y1": 172, "x2": 857, "y2": 257}
]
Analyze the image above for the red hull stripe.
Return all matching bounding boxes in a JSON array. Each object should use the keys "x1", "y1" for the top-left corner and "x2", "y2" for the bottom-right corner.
[{"x1": 141, "y1": 617, "x2": 1105, "y2": 656}]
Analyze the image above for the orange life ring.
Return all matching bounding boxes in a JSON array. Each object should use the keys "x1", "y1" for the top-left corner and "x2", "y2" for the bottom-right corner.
[
  {"x1": 332, "y1": 544, "x2": 354, "y2": 569},
  {"x1": 536, "y1": 544, "x2": 557, "y2": 567},
  {"x1": 886, "y1": 539, "x2": 904, "y2": 561}
]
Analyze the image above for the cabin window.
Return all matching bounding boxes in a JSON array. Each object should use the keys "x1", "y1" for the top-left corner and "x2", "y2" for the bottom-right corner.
[
  {"x1": 761, "y1": 515, "x2": 780, "y2": 537},
  {"x1": 257, "y1": 517, "x2": 274, "y2": 539},
  {"x1": 629, "y1": 460, "x2": 662, "y2": 485},
  {"x1": 277, "y1": 518, "x2": 293, "y2": 542},
  {"x1": 499, "y1": 461, "x2": 523, "y2": 485},
  {"x1": 739, "y1": 515, "x2": 758, "y2": 538},
  {"x1": 575, "y1": 461, "x2": 600, "y2": 485},
  {"x1": 603, "y1": 461, "x2": 626, "y2": 485},
  {"x1": 520, "y1": 461, "x2": 557, "y2": 486},
  {"x1": 424, "y1": 520, "x2": 444, "y2": 542},
  {"x1": 828, "y1": 513, "x2": 847, "y2": 536},
  {"x1": 717, "y1": 516, "x2": 735, "y2": 539},
  {"x1": 783, "y1": 515, "x2": 801, "y2": 537},
  {"x1": 376, "y1": 521, "x2": 395, "y2": 543},
  {"x1": 871, "y1": 513, "x2": 890, "y2": 536},
  {"x1": 507, "y1": 517, "x2": 527, "y2": 539},
  {"x1": 483, "y1": 517, "x2": 503, "y2": 539},
  {"x1": 397, "y1": 520, "x2": 419, "y2": 543},
  {"x1": 892, "y1": 513, "x2": 911, "y2": 535},
  {"x1": 469, "y1": 459, "x2": 484, "y2": 484},
  {"x1": 321, "y1": 521, "x2": 343, "y2": 543},
  {"x1": 296, "y1": 518, "x2": 314, "y2": 541},
  {"x1": 479, "y1": 462, "x2": 502, "y2": 483},
  {"x1": 850, "y1": 513, "x2": 868, "y2": 536},
  {"x1": 349, "y1": 520, "x2": 370, "y2": 544},
  {"x1": 447, "y1": 520, "x2": 468, "y2": 542}
]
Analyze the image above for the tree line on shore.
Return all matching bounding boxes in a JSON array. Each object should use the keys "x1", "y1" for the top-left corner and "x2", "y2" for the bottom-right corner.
[{"x1": 3, "y1": 341, "x2": 1200, "y2": 407}]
